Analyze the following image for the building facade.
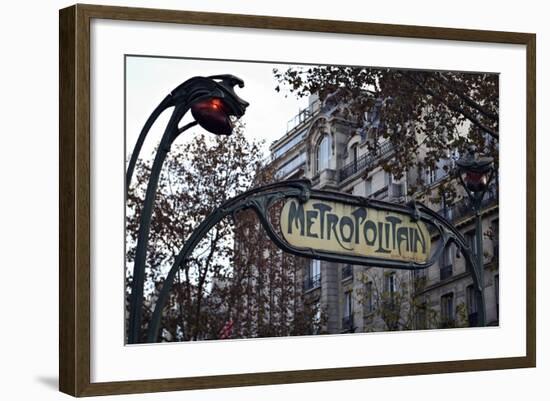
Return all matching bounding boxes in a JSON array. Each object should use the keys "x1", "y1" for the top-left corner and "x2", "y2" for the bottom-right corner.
[{"x1": 268, "y1": 91, "x2": 499, "y2": 334}]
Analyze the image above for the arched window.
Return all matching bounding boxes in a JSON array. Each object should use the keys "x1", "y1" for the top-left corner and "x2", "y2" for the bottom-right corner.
[{"x1": 316, "y1": 134, "x2": 331, "y2": 172}]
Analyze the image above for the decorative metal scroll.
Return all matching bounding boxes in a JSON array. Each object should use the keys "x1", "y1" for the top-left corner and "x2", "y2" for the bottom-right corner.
[{"x1": 146, "y1": 179, "x2": 481, "y2": 341}]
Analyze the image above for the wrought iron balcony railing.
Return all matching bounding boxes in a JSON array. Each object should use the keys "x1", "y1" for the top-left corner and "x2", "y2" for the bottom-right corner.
[
  {"x1": 339, "y1": 141, "x2": 394, "y2": 182},
  {"x1": 304, "y1": 273, "x2": 321, "y2": 291},
  {"x1": 286, "y1": 100, "x2": 321, "y2": 133},
  {"x1": 436, "y1": 184, "x2": 498, "y2": 224}
]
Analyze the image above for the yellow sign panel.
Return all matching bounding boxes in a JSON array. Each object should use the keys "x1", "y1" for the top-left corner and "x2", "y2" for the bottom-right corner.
[{"x1": 280, "y1": 198, "x2": 431, "y2": 264}]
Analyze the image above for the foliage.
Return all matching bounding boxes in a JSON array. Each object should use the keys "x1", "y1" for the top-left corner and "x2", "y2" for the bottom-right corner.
[
  {"x1": 273, "y1": 66, "x2": 499, "y2": 198},
  {"x1": 221, "y1": 163, "x2": 324, "y2": 338},
  {"x1": 126, "y1": 125, "x2": 320, "y2": 341},
  {"x1": 126, "y1": 124, "x2": 262, "y2": 341},
  {"x1": 357, "y1": 270, "x2": 438, "y2": 331}
]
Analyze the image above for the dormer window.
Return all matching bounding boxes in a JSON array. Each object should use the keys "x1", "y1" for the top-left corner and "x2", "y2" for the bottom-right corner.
[{"x1": 316, "y1": 134, "x2": 332, "y2": 172}]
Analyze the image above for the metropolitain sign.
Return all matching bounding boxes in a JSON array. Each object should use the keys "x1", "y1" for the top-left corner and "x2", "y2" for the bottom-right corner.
[{"x1": 280, "y1": 198, "x2": 431, "y2": 264}]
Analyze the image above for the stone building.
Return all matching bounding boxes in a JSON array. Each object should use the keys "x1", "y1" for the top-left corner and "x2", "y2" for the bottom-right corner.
[{"x1": 267, "y1": 91, "x2": 499, "y2": 334}]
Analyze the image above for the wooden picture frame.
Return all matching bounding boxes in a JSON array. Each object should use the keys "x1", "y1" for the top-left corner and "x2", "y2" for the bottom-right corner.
[{"x1": 59, "y1": 3, "x2": 536, "y2": 397}]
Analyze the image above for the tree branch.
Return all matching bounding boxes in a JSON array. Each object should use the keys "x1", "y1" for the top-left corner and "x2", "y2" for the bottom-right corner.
[
  {"x1": 433, "y1": 72, "x2": 499, "y2": 122},
  {"x1": 400, "y1": 71, "x2": 499, "y2": 140}
]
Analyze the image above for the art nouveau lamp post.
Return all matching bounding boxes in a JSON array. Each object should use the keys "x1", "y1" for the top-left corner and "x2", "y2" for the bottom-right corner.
[
  {"x1": 456, "y1": 146, "x2": 495, "y2": 327},
  {"x1": 126, "y1": 75, "x2": 249, "y2": 344}
]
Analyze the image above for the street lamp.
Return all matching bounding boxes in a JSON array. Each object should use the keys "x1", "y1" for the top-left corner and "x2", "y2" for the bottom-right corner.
[
  {"x1": 456, "y1": 146, "x2": 495, "y2": 327},
  {"x1": 126, "y1": 75, "x2": 249, "y2": 344}
]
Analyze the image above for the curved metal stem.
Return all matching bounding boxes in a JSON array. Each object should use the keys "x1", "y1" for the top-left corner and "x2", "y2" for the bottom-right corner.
[
  {"x1": 146, "y1": 209, "x2": 228, "y2": 342},
  {"x1": 146, "y1": 180, "x2": 310, "y2": 342},
  {"x1": 177, "y1": 120, "x2": 199, "y2": 135},
  {"x1": 126, "y1": 95, "x2": 172, "y2": 192},
  {"x1": 126, "y1": 74, "x2": 250, "y2": 344},
  {"x1": 127, "y1": 104, "x2": 189, "y2": 344}
]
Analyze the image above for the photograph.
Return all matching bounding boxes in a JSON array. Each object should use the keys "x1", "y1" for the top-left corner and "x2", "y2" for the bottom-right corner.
[
  {"x1": 124, "y1": 56, "x2": 500, "y2": 344},
  {"x1": 54, "y1": 3, "x2": 537, "y2": 397}
]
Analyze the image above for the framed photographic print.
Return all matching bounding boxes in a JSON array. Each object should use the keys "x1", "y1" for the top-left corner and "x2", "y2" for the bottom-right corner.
[{"x1": 59, "y1": 4, "x2": 536, "y2": 397}]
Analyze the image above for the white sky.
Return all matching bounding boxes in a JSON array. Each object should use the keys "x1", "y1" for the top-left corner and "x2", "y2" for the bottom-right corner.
[{"x1": 125, "y1": 56, "x2": 309, "y2": 161}]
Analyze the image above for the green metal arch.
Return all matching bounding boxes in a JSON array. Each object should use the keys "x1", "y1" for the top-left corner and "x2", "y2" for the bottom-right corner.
[{"x1": 146, "y1": 179, "x2": 482, "y2": 342}]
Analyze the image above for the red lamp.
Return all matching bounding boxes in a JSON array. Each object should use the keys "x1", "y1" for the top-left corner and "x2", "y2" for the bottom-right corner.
[{"x1": 191, "y1": 98, "x2": 234, "y2": 135}]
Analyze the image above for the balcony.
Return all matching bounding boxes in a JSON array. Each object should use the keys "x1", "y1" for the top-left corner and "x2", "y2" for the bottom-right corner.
[
  {"x1": 339, "y1": 141, "x2": 394, "y2": 182},
  {"x1": 436, "y1": 184, "x2": 498, "y2": 224},
  {"x1": 342, "y1": 264, "x2": 353, "y2": 280},
  {"x1": 286, "y1": 100, "x2": 321, "y2": 133},
  {"x1": 304, "y1": 274, "x2": 321, "y2": 292}
]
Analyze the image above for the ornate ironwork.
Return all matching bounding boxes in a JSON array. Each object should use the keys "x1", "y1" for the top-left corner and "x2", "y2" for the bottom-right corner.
[
  {"x1": 454, "y1": 147, "x2": 496, "y2": 328},
  {"x1": 304, "y1": 274, "x2": 322, "y2": 291},
  {"x1": 146, "y1": 179, "x2": 483, "y2": 342},
  {"x1": 127, "y1": 75, "x2": 249, "y2": 344},
  {"x1": 340, "y1": 140, "x2": 393, "y2": 181}
]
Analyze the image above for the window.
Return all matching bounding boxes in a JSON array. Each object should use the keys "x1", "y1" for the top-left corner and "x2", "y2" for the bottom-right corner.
[
  {"x1": 276, "y1": 152, "x2": 306, "y2": 178},
  {"x1": 425, "y1": 160, "x2": 450, "y2": 185},
  {"x1": 272, "y1": 130, "x2": 306, "y2": 159},
  {"x1": 384, "y1": 272, "x2": 397, "y2": 311},
  {"x1": 440, "y1": 191, "x2": 453, "y2": 220},
  {"x1": 390, "y1": 174, "x2": 406, "y2": 199},
  {"x1": 365, "y1": 178, "x2": 372, "y2": 197},
  {"x1": 316, "y1": 134, "x2": 332, "y2": 172},
  {"x1": 465, "y1": 229, "x2": 477, "y2": 256},
  {"x1": 304, "y1": 260, "x2": 321, "y2": 291},
  {"x1": 310, "y1": 259, "x2": 321, "y2": 278},
  {"x1": 344, "y1": 291, "x2": 352, "y2": 318},
  {"x1": 342, "y1": 291, "x2": 354, "y2": 332},
  {"x1": 384, "y1": 170, "x2": 391, "y2": 187},
  {"x1": 466, "y1": 285, "x2": 478, "y2": 326},
  {"x1": 342, "y1": 264, "x2": 353, "y2": 280},
  {"x1": 351, "y1": 144, "x2": 358, "y2": 166},
  {"x1": 439, "y1": 244, "x2": 453, "y2": 280},
  {"x1": 385, "y1": 272, "x2": 397, "y2": 296},
  {"x1": 365, "y1": 282, "x2": 374, "y2": 313},
  {"x1": 369, "y1": 170, "x2": 389, "y2": 198},
  {"x1": 440, "y1": 293, "x2": 454, "y2": 327},
  {"x1": 426, "y1": 167, "x2": 437, "y2": 185}
]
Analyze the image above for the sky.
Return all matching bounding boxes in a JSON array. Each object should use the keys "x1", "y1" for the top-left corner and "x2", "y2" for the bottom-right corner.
[{"x1": 125, "y1": 56, "x2": 310, "y2": 161}]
